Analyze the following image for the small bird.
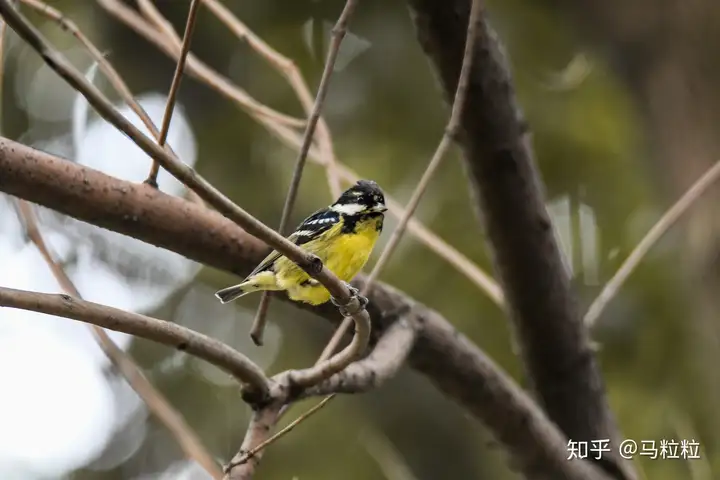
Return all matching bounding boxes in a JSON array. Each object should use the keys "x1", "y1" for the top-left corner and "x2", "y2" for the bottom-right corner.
[{"x1": 215, "y1": 179, "x2": 387, "y2": 308}]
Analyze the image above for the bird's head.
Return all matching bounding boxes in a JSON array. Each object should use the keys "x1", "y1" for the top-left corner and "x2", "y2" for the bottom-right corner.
[{"x1": 330, "y1": 180, "x2": 387, "y2": 215}]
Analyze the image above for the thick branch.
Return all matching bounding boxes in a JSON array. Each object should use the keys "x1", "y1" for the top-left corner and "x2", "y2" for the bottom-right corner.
[
  {"x1": 405, "y1": 2, "x2": 633, "y2": 479},
  {"x1": 0, "y1": 286, "x2": 270, "y2": 395},
  {"x1": 0, "y1": 138, "x2": 608, "y2": 479},
  {"x1": 224, "y1": 403, "x2": 282, "y2": 480}
]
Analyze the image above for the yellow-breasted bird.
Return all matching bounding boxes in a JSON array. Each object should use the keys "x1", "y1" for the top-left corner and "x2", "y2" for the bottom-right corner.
[{"x1": 215, "y1": 180, "x2": 387, "y2": 309}]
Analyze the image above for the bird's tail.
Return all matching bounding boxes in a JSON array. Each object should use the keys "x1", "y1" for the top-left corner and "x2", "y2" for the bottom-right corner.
[
  {"x1": 215, "y1": 272, "x2": 280, "y2": 303},
  {"x1": 214, "y1": 283, "x2": 252, "y2": 304}
]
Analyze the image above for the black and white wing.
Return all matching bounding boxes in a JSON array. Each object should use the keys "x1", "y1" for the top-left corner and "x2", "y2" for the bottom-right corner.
[
  {"x1": 242, "y1": 208, "x2": 340, "y2": 279},
  {"x1": 289, "y1": 208, "x2": 340, "y2": 246}
]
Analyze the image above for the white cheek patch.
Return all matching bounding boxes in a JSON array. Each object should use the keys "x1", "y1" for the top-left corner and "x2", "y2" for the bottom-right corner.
[{"x1": 331, "y1": 203, "x2": 365, "y2": 215}]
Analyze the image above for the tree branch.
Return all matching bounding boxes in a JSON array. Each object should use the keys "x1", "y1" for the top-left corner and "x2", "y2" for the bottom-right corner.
[
  {"x1": 405, "y1": 1, "x2": 634, "y2": 479},
  {"x1": 0, "y1": 138, "x2": 610, "y2": 479},
  {"x1": 145, "y1": 0, "x2": 201, "y2": 187},
  {"x1": 302, "y1": 317, "x2": 417, "y2": 397},
  {"x1": 0, "y1": 286, "x2": 270, "y2": 395},
  {"x1": 225, "y1": 320, "x2": 416, "y2": 478},
  {"x1": 224, "y1": 402, "x2": 282, "y2": 480}
]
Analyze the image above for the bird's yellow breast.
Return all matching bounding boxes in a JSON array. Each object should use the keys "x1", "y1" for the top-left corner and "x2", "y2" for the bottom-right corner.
[{"x1": 274, "y1": 214, "x2": 383, "y2": 304}]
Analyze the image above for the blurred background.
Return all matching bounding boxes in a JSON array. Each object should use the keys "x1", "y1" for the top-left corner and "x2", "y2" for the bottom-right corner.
[{"x1": 1, "y1": 0, "x2": 719, "y2": 479}]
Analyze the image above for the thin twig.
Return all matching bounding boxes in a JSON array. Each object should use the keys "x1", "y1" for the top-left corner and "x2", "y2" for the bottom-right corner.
[
  {"x1": 15, "y1": 201, "x2": 223, "y2": 479},
  {"x1": 229, "y1": 396, "x2": 334, "y2": 469},
  {"x1": 19, "y1": 0, "x2": 176, "y2": 157},
  {"x1": 249, "y1": 293, "x2": 272, "y2": 345},
  {"x1": 319, "y1": 0, "x2": 484, "y2": 365},
  {"x1": 19, "y1": 0, "x2": 203, "y2": 206},
  {"x1": 145, "y1": 0, "x2": 202, "y2": 187},
  {"x1": 249, "y1": 0, "x2": 359, "y2": 346},
  {"x1": 585, "y1": 159, "x2": 720, "y2": 327},
  {"x1": 202, "y1": 0, "x2": 342, "y2": 199},
  {"x1": 97, "y1": 0, "x2": 305, "y2": 128}
]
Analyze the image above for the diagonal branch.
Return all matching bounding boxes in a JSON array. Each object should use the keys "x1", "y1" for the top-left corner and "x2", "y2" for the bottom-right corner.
[
  {"x1": 0, "y1": 139, "x2": 611, "y2": 480},
  {"x1": 249, "y1": 0, "x2": 359, "y2": 346},
  {"x1": 228, "y1": 396, "x2": 334, "y2": 472},
  {"x1": 201, "y1": 0, "x2": 342, "y2": 199},
  {"x1": 585, "y1": 158, "x2": 720, "y2": 327},
  {"x1": 97, "y1": 0, "x2": 303, "y2": 129},
  {"x1": 405, "y1": 1, "x2": 635, "y2": 478},
  {"x1": 15, "y1": 201, "x2": 222, "y2": 479},
  {"x1": 20, "y1": 0, "x2": 176, "y2": 158},
  {"x1": 145, "y1": 0, "x2": 202, "y2": 187}
]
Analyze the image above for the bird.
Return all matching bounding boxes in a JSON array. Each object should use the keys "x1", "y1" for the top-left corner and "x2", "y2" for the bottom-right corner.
[{"x1": 215, "y1": 179, "x2": 387, "y2": 309}]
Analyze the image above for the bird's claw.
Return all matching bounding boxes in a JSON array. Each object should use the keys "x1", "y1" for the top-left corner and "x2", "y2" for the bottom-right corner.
[{"x1": 331, "y1": 282, "x2": 368, "y2": 316}]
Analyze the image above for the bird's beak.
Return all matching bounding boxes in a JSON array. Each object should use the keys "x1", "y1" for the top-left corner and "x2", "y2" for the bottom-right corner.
[{"x1": 374, "y1": 203, "x2": 387, "y2": 213}]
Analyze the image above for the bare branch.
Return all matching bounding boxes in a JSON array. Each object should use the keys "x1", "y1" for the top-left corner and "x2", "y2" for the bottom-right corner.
[
  {"x1": 303, "y1": 317, "x2": 416, "y2": 397},
  {"x1": 15, "y1": 201, "x2": 223, "y2": 479},
  {"x1": 19, "y1": 0, "x2": 181, "y2": 160},
  {"x1": 224, "y1": 402, "x2": 282, "y2": 480},
  {"x1": 202, "y1": 0, "x2": 342, "y2": 198},
  {"x1": 0, "y1": 286, "x2": 270, "y2": 394},
  {"x1": 250, "y1": 0, "x2": 359, "y2": 346},
  {"x1": 231, "y1": 396, "x2": 334, "y2": 471},
  {"x1": 585, "y1": 158, "x2": 720, "y2": 327},
  {"x1": 405, "y1": 1, "x2": 634, "y2": 478},
  {"x1": 145, "y1": 0, "x2": 202, "y2": 187},
  {"x1": 249, "y1": 293, "x2": 272, "y2": 346},
  {"x1": 97, "y1": 0, "x2": 303, "y2": 129},
  {"x1": 0, "y1": 139, "x2": 611, "y2": 479}
]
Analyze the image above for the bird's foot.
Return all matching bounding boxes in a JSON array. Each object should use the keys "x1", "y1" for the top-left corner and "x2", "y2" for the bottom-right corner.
[{"x1": 331, "y1": 282, "x2": 368, "y2": 316}]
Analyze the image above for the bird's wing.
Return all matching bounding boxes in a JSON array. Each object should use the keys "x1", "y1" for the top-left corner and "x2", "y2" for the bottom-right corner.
[{"x1": 243, "y1": 208, "x2": 340, "y2": 279}]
